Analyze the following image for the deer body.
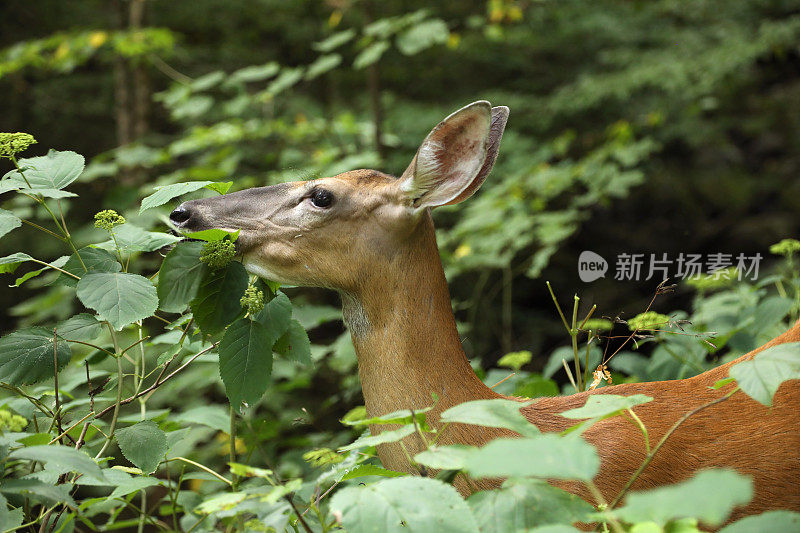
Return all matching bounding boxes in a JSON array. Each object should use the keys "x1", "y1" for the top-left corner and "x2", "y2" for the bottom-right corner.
[{"x1": 171, "y1": 101, "x2": 800, "y2": 523}]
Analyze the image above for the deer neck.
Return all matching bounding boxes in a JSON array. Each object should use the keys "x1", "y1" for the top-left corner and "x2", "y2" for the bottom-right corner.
[{"x1": 341, "y1": 213, "x2": 498, "y2": 420}]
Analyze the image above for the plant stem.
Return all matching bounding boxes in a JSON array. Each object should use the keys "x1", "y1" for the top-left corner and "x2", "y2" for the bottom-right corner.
[
  {"x1": 229, "y1": 406, "x2": 239, "y2": 490},
  {"x1": 95, "y1": 324, "x2": 123, "y2": 460}
]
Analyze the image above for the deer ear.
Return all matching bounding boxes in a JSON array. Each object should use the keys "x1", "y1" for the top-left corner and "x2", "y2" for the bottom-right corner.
[{"x1": 400, "y1": 101, "x2": 508, "y2": 209}]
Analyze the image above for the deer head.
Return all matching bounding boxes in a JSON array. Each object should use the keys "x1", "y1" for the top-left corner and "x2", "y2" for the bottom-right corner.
[{"x1": 169, "y1": 101, "x2": 509, "y2": 292}]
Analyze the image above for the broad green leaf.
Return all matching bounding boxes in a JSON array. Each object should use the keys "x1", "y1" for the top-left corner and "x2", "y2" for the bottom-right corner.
[
  {"x1": 342, "y1": 406, "x2": 432, "y2": 427},
  {"x1": 174, "y1": 405, "x2": 230, "y2": 434},
  {"x1": 614, "y1": 469, "x2": 752, "y2": 527},
  {"x1": 0, "y1": 208, "x2": 21, "y2": 239},
  {"x1": 0, "y1": 494, "x2": 22, "y2": 530},
  {"x1": 440, "y1": 399, "x2": 539, "y2": 437},
  {"x1": 9, "y1": 445, "x2": 104, "y2": 482},
  {"x1": 353, "y1": 41, "x2": 390, "y2": 69},
  {"x1": 729, "y1": 342, "x2": 800, "y2": 406},
  {"x1": 0, "y1": 252, "x2": 33, "y2": 274},
  {"x1": 467, "y1": 478, "x2": 594, "y2": 532},
  {"x1": 340, "y1": 464, "x2": 407, "y2": 481},
  {"x1": 273, "y1": 319, "x2": 311, "y2": 365},
  {"x1": 559, "y1": 394, "x2": 653, "y2": 419},
  {"x1": 414, "y1": 445, "x2": 475, "y2": 471},
  {"x1": 339, "y1": 426, "x2": 416, "y2": 452},
  {"x1": 139, "y1": 180, "x2": 232, "y2": 213},
  {"x1": 184, "y1": 228, "x2": 239, "y2": 242},
  {"x1": 227, "y1": 62, "x2": 280, "y2": 84},
  {"x1": 13, "y1": 255, "x2": 68, "y2": 287},
  {"x1": 58, "y1": 313, "x2": 103, "y2": 342},
  {"x1": 219, "y1": 318, "x2": 274, "y2": 411},
  {"x1": 0, "y1": 479, "x2": 76, "y2": 507},
  {"x1": 58, "y1": 247, "x2": 122, "y2": 287},
  {"x1": 107, "y1": 476, "x2": 162, "y2": 500},
  {"x1": 5, "y1": 150, "x2": 84, "y2": 190},
  {"x1": 190, "y1": 262, "x2": 248, "y2": 335},
  {"x1": 464, "y1": 435, "x2": 599, "y2": 481},
  {"x1": 0, "y1": 327, "x2": 71, "y2": 385},
  {"x1": 396, "y1": 19, "x2": 449, "y2": 55},
  {"x1": 77, "y1": 272, "x2": 158, "y2": 330},
  {"x1": 229, "y1": 462, "x2": 273, "y2": 478},
  {"x1": 115, "y1": 421, "x2": 168, "y2": 474},
  {"x1": 497, "y1": 350, "x2": 532, "y2": 371},
  {"x1": 305, "y1": 54, "x2": 342, "y2": 80},
  {"x1": 329, "y1": 477, "x2": 479, "y2": 533},
  {"x1": 14, "y1": 188, "x2": 77, "y2": 198},
  {"x1": 157, "y1": 241, "x2": 209, "y2": 313},
  {"x1": 196, "y1": 491, "x2": 248, "y2": 514},
  {"x1": 253, "y1": 291, "x2": 292, "y2": 339},
  {"x1": 719, "y1": 510, "x2": 800, "y2": 533},
  {"x1": 292, "y1": 304, "x2": 341, "y2": 329},
  {"x1": 96, "y1": 224, "x2": 180, "y2": 253}
]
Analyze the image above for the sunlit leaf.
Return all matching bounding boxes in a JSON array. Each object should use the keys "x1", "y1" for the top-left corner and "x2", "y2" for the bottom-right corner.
[
  {"x1": 76, "y1": 272, "x2": 158, "y2": 330},
  {"x1": 9, "y1": 445, "x2": 104, "y2": 482},
  {"x1": 729, "y1": 342, "x2": 800, "y2": 406},
  {"x1": 440, "y1": 399, "x2": 539, "y2": 437}
]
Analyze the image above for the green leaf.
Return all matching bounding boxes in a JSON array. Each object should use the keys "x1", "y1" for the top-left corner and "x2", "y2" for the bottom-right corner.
[
  {"x1": 614, "y1": 469, "x2": 752, "y2": 527},
  {"x1": 273, "y1": 319, "x2": 311, "y2": 364},
  {"x1": 729, "y1": 342, "x2": 800, "y2": 406},
  {"x1": 329, "y1": 477, "x2": 479, "y2": 533},
  {"x1": 139, "y1": 181, "x2": 232, "y2": 213},
  {"x1": 339, "y1": 426, "x2": 416, "y2": 452},
  {"x1": 185, "y1": 228, "x2": 239, "y2": 242},
  {"x1": 463, "y1": 435, "x2": 599, "y2": 481},
  {"x1": 396, "y1": 19, "x2": 449, "y2": 55},
  {"x1": 305, "y1": 54, "x2": 342, "y2": 80},
  {"x1": 13, "y1": 255, "x2": 68, "y2": 287},
  {"x1": 157, "y1": 241, "x2": 209, "y2": 313},
  {"x1": 559, "y1": 394, "x2": 653, "y2": 419},
  {"x1": 107, "y1": 476, "x2": 162, "y2": 500},
  {"x1": 175, "y1": 405, "x2": 230, "y2": 434},
  {"x1": 342, "y1": 406, "x2": 432, "y2": 427},
  {"x1": 57, "y1": 247, "x2": 122, "y2": 288},
  {"x1": 9, "y1": 445, "x2": 104, "y2": 482},
  {"x1": 76, "y1": 272, "x2": 158, "y2": 330},
  {"x1": 190, "y1": 262, "x2": 249, "y2": 335},
  {"x1": 0, "y1": 494, "x2": 22, "y2": 530},
  {"x1": 340, "y1": 464, "x2": 407, "y2": 481},
  {"x1": 719, "y1": 511, "x2": 800, "y2": 533},
  {"x1": 219, "y1": 318, "x2": 274, "y2": 411},
  {"x1": 467, "y1": 478, "x2": 594, "y2": 532},
  {"x1": 0, "y1": 479, "x2": 76, "y2": 508},
  {"x1": 115, "y1": 421, "x2": 169, "y2": 474},
  {"x1": 58, "y1": 313, "x2": 103, "y2": 342},
  {"x1": 0, "y1": 208, "x2": 21, "y2": 239},
  {"x1": 96, "y1": 224, "x2": 181, "y2": 253},
  {"x1": 414, "y1": 445, "x2": 475, "y2": 471},
  {"x1": 312, "y1": 29, "x2": 356, "y2": 52},
  {"x1": 0, "y1": 252, "x2": 33, "y2": 274},
  {"x1": 5, "y1": 150, "x2": 84, "y2": 190},
  {"x1": 227, "y1": 62, "x2": 280, "y2": 84},
  {"x1": 0, "y1": 327, "x2": 71, "y2": 385},
  {"x1": 497, "y1": 350, "x2": 532, "y2": 371},
  {"x1": 440, "y1": 399, "x2": 539, "y2": 437},
  {"x1": 253, "y1": 291, "x2": 292, "y2": 336},
  {"x1": 353, "y1": 41, "x2": 390, "y2": 69}
]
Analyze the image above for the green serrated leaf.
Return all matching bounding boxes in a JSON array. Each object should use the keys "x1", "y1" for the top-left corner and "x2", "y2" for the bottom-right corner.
[
  {"x1": 96, "y1": 224, "x2": 181, "y2": 253},
  {"x1": 339, "y1": 426, "x2": 416, "y2": 452},
  {"x1": 157, "y1": 241, "x2": 209, "y2": 313},
  {"x1": 719, "y1": 510, "x2": 800, "y2": 533},
  {"x1": 467, "y1": 478, "x2": 594, "y2": 532},
  {"x1": 184, "y1": 228, "x2": 239, "y2": 242},
  {"x1": 414, "y1": 445, "x2": 474, "y2": 471},
  {"x1": 440, "y1": 399, "x2": 539, "y2": 437},
  {"x1": 9, "y1": 445, "x2": 104, "y2": 482},
  {"x1": 190, "y1": 262, "x2": 249, "y2": 335},
  {"x1": 0, "y1": 252, "x2": 34, "y2": 274},
  {"x1": 615, "y1": 469, "x2": 752, "y2": 527},
  {"x1": 0, "y1": 327, "x2": 71, "y2": 385},
  {"x1": 312, "y1": 29, "x2": 356, "y2": 52},
  {"x1": 140, "y1": 181, "x2": 229, "y2": 213},
  {"x1": 4, "y1": 150, "x2": 85, "y2": 190},
  {"x1": 115, "y1": 421, "x2": 168, "y2": 474},
  {"x1": 175, "y1": 405, "x2": 230, "y2": 434},
  {"x1": 219, "y1": 318, "x2": 274, "y2": 411},
  {"x1": 107, "y1": 476, "x2": 162, "y2": 500},
  {"x1": 353, "y1": 41, "x2": 390, "y2": 69},
  {"x1": 0, "y1": 479, "x2": 76, "y2": 508},
  {"x1": 464, "y1": 435, "x2": 599, "y2": 481},
  {"x1": 57, "y1": 247, "x2": 122, "y2": 288},
  {"x1": 273, "y1": 319, "x2": 311, "y2": 365},
  {"x1": 729, "y1": 342, "x2": 800, "y2": 406},
  {"x1": 58, "y1": 313, "x2": 103, "y2": 342},
  {"x1": 340, "y1": 464, "x2": 406, "y2": 481},
  {"x1": 0, "y1": 208, "x2": 21, "y2": 239},
  {"x1": 76, "y1": 272, "x2": 158, "y2": 330},
  {"x1": 559, "y1": 394, "x2": 653, "y2": 419},
  {"x1": 329, "y1": 477, "x2": 479, "y2": 533},
  {"x1": 305, "y1": 54, "x2": 342, "y2": 80}
]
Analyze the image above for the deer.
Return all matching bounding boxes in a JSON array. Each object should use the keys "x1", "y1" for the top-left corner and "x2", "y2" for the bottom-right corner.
[{"x1": 168, "y1": 101, "x2": 800, "y2": 524}]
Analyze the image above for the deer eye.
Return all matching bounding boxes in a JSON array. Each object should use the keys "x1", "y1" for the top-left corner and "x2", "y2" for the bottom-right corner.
[{"x1": 310, "y1": 188, "x2": 334, "y2": 208}]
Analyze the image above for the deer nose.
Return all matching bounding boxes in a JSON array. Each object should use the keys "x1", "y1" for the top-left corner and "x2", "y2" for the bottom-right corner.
[{"x1": 169, "y1": 204, "x2": 193, "y2": 225}]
